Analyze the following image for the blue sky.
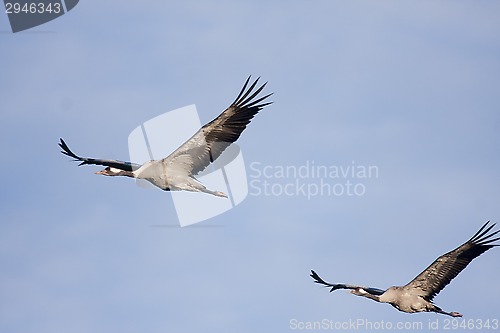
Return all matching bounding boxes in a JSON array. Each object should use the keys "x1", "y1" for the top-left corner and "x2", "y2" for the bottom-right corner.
[{"x1": 1, "y1": 1, "x2": 499, "y2": 332}]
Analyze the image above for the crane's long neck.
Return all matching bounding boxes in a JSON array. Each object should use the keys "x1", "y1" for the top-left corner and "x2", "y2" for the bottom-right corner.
[
  {"x1": 351, "y1": 288, "x2": 382, "y2": 303},
  {"x1": 116, "y1": 170, "x2": 136, "y2": 178},
  {"x1": 361, "y1": 293, "x2": 382, "y2": 302}
]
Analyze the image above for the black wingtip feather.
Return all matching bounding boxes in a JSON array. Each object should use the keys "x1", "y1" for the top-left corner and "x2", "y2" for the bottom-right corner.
[
  {"x1": 244, "y1": 92, "x2": 274, "y2": 109},
  {"x1": 468, "y1": 221, "x2": 499, "y2": 246},
  {"x1": 231, "y1": 76, "x2": 273, "y2": 110},
  {"x1": 310, "y1": 270, "x2": 335, "y2": 291},
  {"x1": 231, "y1": 76, "x2": 253, "y2": 106},
  {"x1": 468, "y1": 221, "x2": 492, "y2": 242},
  {"x1": 59, "y1": 138, "x2": 83, "y2": 162},
  {"x1": 310, "y1": 270, "x2": 325, "y2": 284},
  {"x1": 235, "y1": 78, "x2": 261, "y2": 106}
]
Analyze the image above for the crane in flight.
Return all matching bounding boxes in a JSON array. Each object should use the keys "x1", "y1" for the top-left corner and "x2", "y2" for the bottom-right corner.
[
  {"x1": 60, "y1": 76, "x2": 272, "y2": 197},
  {"x1": 311, "y1": 221, "x2": 499, "y2": 317}
]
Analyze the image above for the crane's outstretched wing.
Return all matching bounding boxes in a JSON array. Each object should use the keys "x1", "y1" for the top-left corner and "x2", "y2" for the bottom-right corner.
[
  {"x1": 163, "y1": 76, "x2": 272, "y2": 175},
  {"x1": 403, "y1": 221, "x2": 499, "y2": 301},
  {"x1": 310, "y1": 270, "x2": 385, "y2": 295},
  {"x1": 59, "y1": 138, "x2": 141, "y2": 171}
]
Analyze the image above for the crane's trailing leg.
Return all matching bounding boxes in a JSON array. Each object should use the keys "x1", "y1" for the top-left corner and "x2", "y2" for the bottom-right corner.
[
  {"x1": 204, "y1": 189, "x2": 228, "y2": 198},
  {"x1": 436, "y1": 309, "x2": 463, "y2": 317},
  {"x1": 184, "y1": 177, "x2": 228, "y2": 198}
]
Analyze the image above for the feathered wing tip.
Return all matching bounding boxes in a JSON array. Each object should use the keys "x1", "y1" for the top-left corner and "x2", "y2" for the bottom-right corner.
[
  {"x1": 231, "y1": 75, "x2": 273, "y2": 110},
  {"x1": 467, "y1": 221, "x2": 500, "y2": 246},
  {"x1": 310, "y1": 270, "x2": 339, "y2": 292},
  {"x1": 59, "y1": 138, "x2": 141, "y2": 171},
  {"x1": 310, "y1": 270, "x2": 327, "y2": 285},
  {"x1": 310, "y1": 270, "x2": 385, "y2": 295},
  {"x1": 403, "y1": 220, "x2": 499, "y2": 302},
  {"x1": 59, "y1": 138, "x2": 86, "y2": 166}
]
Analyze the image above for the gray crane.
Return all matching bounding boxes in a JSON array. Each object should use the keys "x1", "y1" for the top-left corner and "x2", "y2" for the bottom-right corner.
[
  {"x1": 59, "y1": 76, "x2": 272, "y2": 197},
  {"x1": 311, "y1": 221, "x2": 499, "y2": 317}
]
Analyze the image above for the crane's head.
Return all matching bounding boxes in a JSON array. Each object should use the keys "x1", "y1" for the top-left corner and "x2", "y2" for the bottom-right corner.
[
  {"x1": 350, "y1": 288, "x2": 368, "y2": 296},
  {"x1": 95, "y1": 167, "x2": 135, "y2": 178},
  {"x1": 95, "y1": 167, "x2": 121, "y2": 176}
]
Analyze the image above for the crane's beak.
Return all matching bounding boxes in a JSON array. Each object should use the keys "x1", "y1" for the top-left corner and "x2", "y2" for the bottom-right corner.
[{"x1": 95, "y1": 169, "x2": 106, "y2": 175}]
